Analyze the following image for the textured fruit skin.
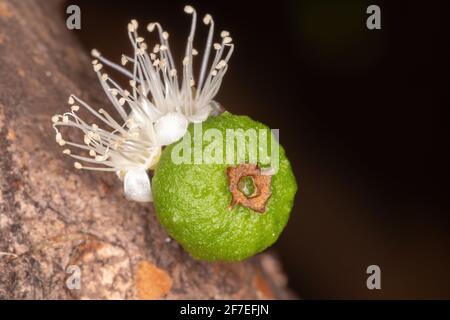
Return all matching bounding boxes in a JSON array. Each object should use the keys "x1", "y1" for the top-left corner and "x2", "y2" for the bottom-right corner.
[{"x1": 152, "y1": 112, "x2": 297, "y2": 261}]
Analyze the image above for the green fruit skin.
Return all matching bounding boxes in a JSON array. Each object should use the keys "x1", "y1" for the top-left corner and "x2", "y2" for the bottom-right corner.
[{"x1": 152, "y1": 112, "x2": 297, "y2": 262}]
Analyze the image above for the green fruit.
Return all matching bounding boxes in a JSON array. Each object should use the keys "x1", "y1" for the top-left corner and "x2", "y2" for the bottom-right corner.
[{"x1": 152, "y1": 112, "x2": 297, "y2": 261}]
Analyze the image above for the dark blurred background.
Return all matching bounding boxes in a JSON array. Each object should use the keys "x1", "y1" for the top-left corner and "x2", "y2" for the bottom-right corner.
[{"x1": 63, "y1": 0, "x2": 450, "y2": 298}]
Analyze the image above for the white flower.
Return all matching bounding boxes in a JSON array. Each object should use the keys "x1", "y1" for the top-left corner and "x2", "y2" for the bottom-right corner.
[{"x1": 52, "y1": 6, "x2": 234, "y2": 202}]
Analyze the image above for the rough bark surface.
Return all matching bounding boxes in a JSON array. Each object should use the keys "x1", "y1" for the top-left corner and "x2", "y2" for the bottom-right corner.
[{"x1": 0, "y1": 0, "x2": 292, "y2": 299}]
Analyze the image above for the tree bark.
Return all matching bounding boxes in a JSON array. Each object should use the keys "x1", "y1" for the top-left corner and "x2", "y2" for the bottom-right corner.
[{"x1": 0, "y1": 0, "x2": 293, "y2": 299}]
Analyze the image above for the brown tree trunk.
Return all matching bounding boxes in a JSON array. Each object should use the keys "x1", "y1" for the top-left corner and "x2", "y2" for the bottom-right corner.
[{"x1": 0, "y1": 0, "x2": 293, "y2": 299}]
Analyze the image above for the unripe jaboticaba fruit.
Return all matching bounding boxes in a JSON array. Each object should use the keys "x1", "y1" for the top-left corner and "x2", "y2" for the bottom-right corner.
[{"x1": 152, "y1": 112, "x2": 297, "y2": 261}]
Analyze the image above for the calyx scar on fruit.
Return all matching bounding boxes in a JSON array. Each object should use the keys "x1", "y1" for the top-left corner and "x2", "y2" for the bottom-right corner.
[{"x1": 153, "y1": 112, "x2": 297, "y2": 261}]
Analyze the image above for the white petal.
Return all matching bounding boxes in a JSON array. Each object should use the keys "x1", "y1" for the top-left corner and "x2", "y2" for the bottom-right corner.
[
  {"x1": 139, "y1": 97, "x2": 162, "y2": 122},
  {"x1": 154, "y1": 112, "x2": 188, "y2": 146},
  {"x1": 123, "y1": 168, "x2": 152, "y2": 202},
  {"x1": 261, "y1": 167, "x2": 276, "y2": 176},
  {"x1": 187, "y1": 105, "x2": 212, "y2": 123}
]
